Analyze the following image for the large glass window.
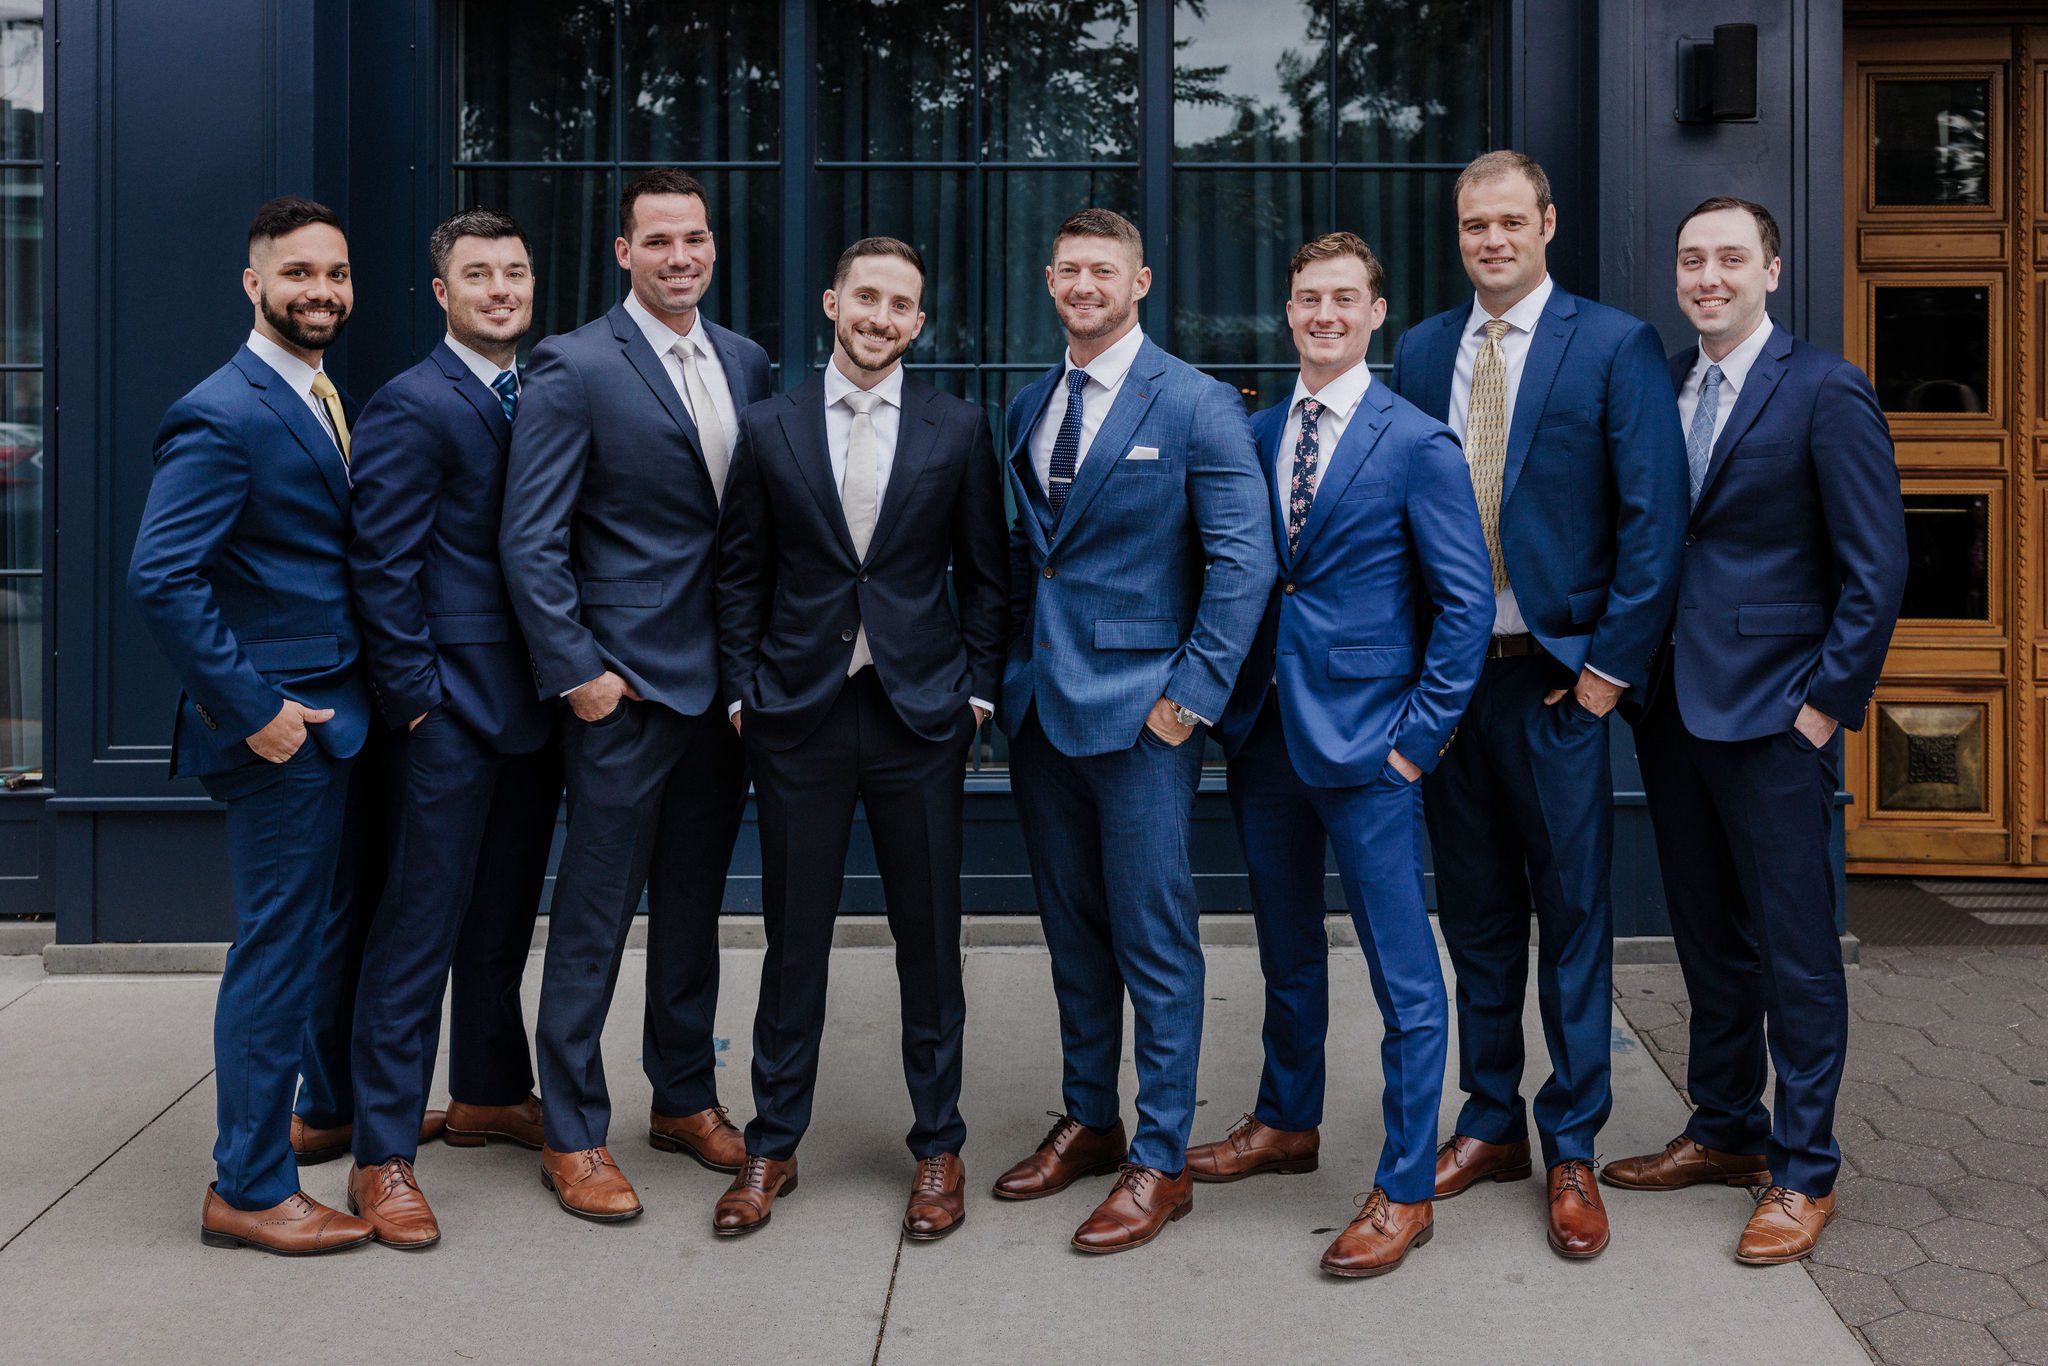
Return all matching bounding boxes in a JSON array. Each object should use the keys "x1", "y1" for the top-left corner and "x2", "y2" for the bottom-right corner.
[{"x1": 0, "y1": 1, "x2": 41, "y2": 779}]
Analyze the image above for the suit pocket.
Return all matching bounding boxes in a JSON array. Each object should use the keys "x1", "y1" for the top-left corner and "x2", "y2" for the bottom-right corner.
[
  {"x1": 1732, "y1": 440, "x2": 1795, "y2": 462},
  {"x1": 1339, "y1": 479, "x2": 1391, "y2": 503},
  {"x1": 1327, "y1": 645, "x2": 1416, "y2": 679},
  {"x1": 1540, "y1": 405, "x2": 1596, "y2": 431},
  {"x1": 1567, "y1": 588, "x2": 1608, "y2": 625},
  {"x1": 242, "y1": 634, "x2": 340, "y2": 673},
  {"x1": 580, "y1": 577, "x2": 663, "y2": 608},
  {"x1": 428, "y1": 612, "x2": 512, "y2": 645},
  {"x1": 1737, "y1": 603, "x2": 1826, "y2": 636},
  {"x1": 1094, "y1": 618, "x2": 1181, "y2": 650}
]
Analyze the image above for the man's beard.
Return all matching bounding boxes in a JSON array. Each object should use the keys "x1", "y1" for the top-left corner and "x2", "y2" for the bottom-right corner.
[
  {"x1": 1057, "y1": 296, "x2": 1131, "y2": 342},
  {"x1": 260, "y1": 289, "x2": 349, "y2": 350},
  {"x1": 836, "y1": 319, "x2": 911, "y2": 374}
]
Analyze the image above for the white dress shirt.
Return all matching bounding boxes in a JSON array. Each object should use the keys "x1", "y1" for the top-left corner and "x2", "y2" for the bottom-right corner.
[
  {"x1": 1278, "y1": 361, "x2": 1373, "y2": 511},
  {"x1": 622, "y1": 290, "x2": 738, "y2": 455},
  {"x1": 1447, "y1": 274, "x2": 1552, "y2": 639},
  {"x1": 1028, "y1": 324, "x2": 1147, "y2": 495},
  {"x1": 246, "y1": 330, "x2": 344, "y2": 452},
  {"x1": 1678, "y1": 316, "x2": 1773, "y2": 450},
  {"x1": 444, "y1": 333, "x2": 515, "y2": 393}
]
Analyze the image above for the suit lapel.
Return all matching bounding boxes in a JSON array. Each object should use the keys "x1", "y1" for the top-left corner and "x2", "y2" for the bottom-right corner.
[
  {"x1": 436, "y1": 342, "x2": 511, "y2": 450},
  {"x1": 1007, "y1": 366, "x2": 1060, "y2": 557},
  {"x1": 1052, "y1": 338, "x2": 1166, "y2": 541},
  {"x1": 235, "y1": 346, "x2": 350, "y2": 511},
  {"x1": 609, "y1": 304, "x2": 714, "y2": 488},
  {"x1": 1695, "y1": 323, "x2": 1792, "y2": 512},
  {"x1": 704, "y1": 319, "x2": 761, "y2": 408},
  {"x1": 1254, "y1": 405, "x2": 1290, "y2": 568},
  {"x1": 1291, "y1": 383, "x2": 1392, "y2": 566},
  {"x1": 1418, "y1": 313, "x2": 1463, "y2": 423},
  {"x1": 867, "y1": 377, "x2": 938, "y2": 561},
  {"x1": 1502, "y1": 288, "x2": 1577, "y2": 511},
  {"x1": 777, "y1": 376, "x2": 857, "y2": 562}
]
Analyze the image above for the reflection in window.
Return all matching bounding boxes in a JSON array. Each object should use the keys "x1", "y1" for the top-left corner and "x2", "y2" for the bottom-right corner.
[
  {"x1": 1175, "y1": 172, "x2": 1331, "y2": 365},
  {"x1": 1873, "y1": 79, "x2": 1989, "y2": 206},
  {"x1": 621, "y1": 0, "x2": 781, "y2": 162},
  {"x1": 454, "y1": 0, "x2": 615, "y2": 162},
  {"x1": 1899, "y1": 493, "x2": 1989, "y2": 621},
  {"x1": 1873, "y1": 285, "x2": 1989, "y2": 413},
  {"x1": 983, "y1": 2, "x2": 1138, "y2": 160},
  {"x1": 0, "y1": 1, "x2": 35, "y2": 779}
]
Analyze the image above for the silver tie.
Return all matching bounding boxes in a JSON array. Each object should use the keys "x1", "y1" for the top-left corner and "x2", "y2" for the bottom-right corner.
[
  {"x1": 842, "y1": 389, "x2": 881, "y2": 675},
  {"x1": 676, "y1": 341, "x2": 730, "y2": 501}
]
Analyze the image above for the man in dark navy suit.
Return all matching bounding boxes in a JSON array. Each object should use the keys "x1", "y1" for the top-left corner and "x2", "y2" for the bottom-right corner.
[
  {"x1": 342, "y1": 208, "x2": 564, "y2": 1247},
  {"x1": 1194, "y1": 233, "x2": 1493, "y2": 1279},
  {"x1": 1389, "y1": 151, "x2": 1687, "y2": 1259},
  {"x1": 713, "y1": 237, "x2": 1008, "y2": 1239},
  {"x1": 501, "y1": 169, "x2": 773, "y2": 1221},
  {"x1": 1602, "y1": 198, "x2": 1905, "y2": 1266},
  {"x1": 128, "y1": 197, "x2": 378, "y2": 1255}
]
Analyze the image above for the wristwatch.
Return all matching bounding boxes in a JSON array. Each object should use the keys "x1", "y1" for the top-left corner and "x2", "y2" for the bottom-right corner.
[{"x1": 1173, "y1": 703, "x2": 1204, "y2": 728}]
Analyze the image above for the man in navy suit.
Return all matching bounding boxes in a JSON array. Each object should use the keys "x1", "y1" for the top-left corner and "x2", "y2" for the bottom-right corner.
[
  {"x1": 341, "y1": 208, "x2": 564, "y2": 1246},
  {"x1": 1602, "y1": 199, "x2": 1905, "y2": 1266},
  {"x1": 1192, "y1": 233, "x2": 1492, "y2": 1278},
  {"x1": 501, "y1": 169, "x2": 774, "y2": 1221},
  {"x1": 989, "y1": 208, "x2": 1274, "y2": 1254},
  {"x1": 1389, "y1": 151, "x2": 1687, "y2": 1259},
  {"x1": 713, "y1": 237, "x2": 1008, "y2": 1239},
  {"x1": 128, "y1": 197, "x2": 378, "y2": 1255}
]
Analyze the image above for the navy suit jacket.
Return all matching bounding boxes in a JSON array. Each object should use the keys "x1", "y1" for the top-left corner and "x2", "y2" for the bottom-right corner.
[
  {"x1": 717, "y1": 371, "x2": 1010, "y2": 751},
  {"x1": 998, "y1": 336, "x2": 1276, "y2": 756},
  {"x1": 1214, "y1": 380, "x2": 1494, "y2": 786},
  {"x1": 1390, "y1": 285, "x2": 1688, "y2": 687},
  {"x1": 499, "y1": 303, "x2": 773, "y2": 714},
  {"x1": 347, "y1": 341, "x2": 556, "y2": 753},
  {"x1": 126, "y1": 345, "x2": 372, "y2": 780},
  {"x1": 1656, "y1": 324, "x2": 1907, "y2": 741}
]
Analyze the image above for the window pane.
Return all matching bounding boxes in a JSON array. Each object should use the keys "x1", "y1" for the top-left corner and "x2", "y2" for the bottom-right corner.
[
  {"x1": 1336, "y1": 169, "x2": 1464, "y2": 345},
  {"x1": 816, "y1": 0, "x2": 975, "y2": 163},
  {"x1": 1174, "y1": 0, "x2": 1329, "y2": 162},
  {"x1": 813, "y1": 171, "x2": 975, "y2": 365},
  {"x1": 455, "y1": 0, "x2": 614, "y2": 162},
  {"x1": 983, "y1": 170, "x2": 1140, "y2": 363},
  {"x1": 1337, "y1": 0, "x2": 1492, "y2": 162},
  {"x1": 622, "y1": 0, "x2": 781, "y2": 161},
  {"x1": 1873, "y1": 285, "x2": 1989, "y2": 413},
  {"x1": 1900, "y1": 492, "x2": 1989, "y2": 621},
  {"x1": 0, "y1": 371, "x2": 40, "y2": 572},
  {"x1": 1873, "y1": 79, "x2": 1990, "y2": 207},
  {"x1": 1, "y1": 168, "x2": 39, "y2": 365},
  {"x1": 0, "y1": 4, "x2": 42, "y2": 162},
  {"x1": 983, "y1": 0, "x2": 1140, "y2": 161},
  {"x1": 0, "y1": 573, "x2": 40, "y2": 772},
  {"x1": 457, "y1": 170, "x2": 616, "y2": 353},
  {"x1": 1174, "y1": 171, "x2": 1330, "y2": 366},
  {"x1": 1203, "y1": 367, "x2": 1305, "y2": 415}
]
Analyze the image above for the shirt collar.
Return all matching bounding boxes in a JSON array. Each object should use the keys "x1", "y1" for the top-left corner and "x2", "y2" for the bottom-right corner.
[
  {"x1": 823, "y1": 357, "x2": 905, "y2": 412},
  {"x1": 1062, "y1": 325, "x2": 1145, "y2": 391},
  {"x1": 623, "y1": 289, "x2": 709, "y2": 361},
  {"x1": 1465, "y1": 273, "x2": 1555, "y2": 338},
  {"x1": 444, "y1": 333, "x2": 512, "y2": 389},
  {"x1": 245, "y1": 329, "x2": 322, "y2": 401},
  {"x1": 1289, "y1": 361, "x2": 1373, "y2": 423},
  {"x1": 1695, "y1": 316, "x2": 1774, "y2": 391}
]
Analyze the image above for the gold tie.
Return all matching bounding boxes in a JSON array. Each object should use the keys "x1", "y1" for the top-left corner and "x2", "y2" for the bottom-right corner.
[
  {"x1": 309, "y1": 371, "x2": 350, "y2": 465},
  {"x1": 1466, "y1": 319, "x2": 1511, "y2": 592}
]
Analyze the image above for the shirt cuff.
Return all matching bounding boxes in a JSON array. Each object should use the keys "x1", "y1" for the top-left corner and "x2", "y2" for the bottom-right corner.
[
  {"x1": 1585, "y1": 664, "x2": 1629, "y2": 691},
  {"x1": 969, "y1": 696, "x2": 993, "y2": 716},
  {"x1": 727, "y1": 700, "x2": 743, "y2": 719}
]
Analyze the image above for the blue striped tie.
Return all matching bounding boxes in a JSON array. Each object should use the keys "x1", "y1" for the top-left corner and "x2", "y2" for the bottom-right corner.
[
  {"x1": 1047, "y1": 369, "x2": 1089, "y2": 516},
  {"x1": 1685, "y1": 363, "x2": 1723, "y2": 505},
  {"x1": 491, "y1": 369, "x2": 519, "y2": 423}
]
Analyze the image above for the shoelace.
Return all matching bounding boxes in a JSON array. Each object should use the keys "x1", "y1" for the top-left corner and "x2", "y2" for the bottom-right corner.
[
  {"x1": 1225, "y1": 1113, "x2": 1259, "y2": 1154},
  {"x1": 1553, "y1": 1159, "x2": 1595, "y2": 1203},
  {"x1": 739, "y1": 1154, "x2": 774, "y2": 1189},
  {"x1": 1753, "y1": 1185, "x2": 1798, "y2": 1217},
  {"x1": 1353, "y1": 1188, "x2": 1392, "y2": 1232},
  {"x1": 915, "y1": 1156, "x2": 951, "y2": 1193},
  {"x1": 377, "y1": 1160, "x2": 417, "y2": 1194},
  {"x1": 1111, "y1": 1163, "x2": 1156, "y2": 1199},
  {"x1": 1037, "y1": 1110, "x2": 1081, "y2": 1150}
]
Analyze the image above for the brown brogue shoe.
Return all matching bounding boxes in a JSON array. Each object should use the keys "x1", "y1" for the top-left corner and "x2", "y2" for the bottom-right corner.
[
  {"x1": 1736, "y1": 1187, "x2": 1836, "y2": 1265},
  {"x1": 1186, "y1": 1113, "x2": 1320, "y2": 1184},
  {"x1": 1433, "y1": 1134, "x2": 1534, "y2": 1198},
  {"x1": 992, "y1": 1112, "x2": 1129, "y2": 1201},
  {"x1": 649, "y1": 1105, "x2": 745, "y2": 1173},
  {"x1": 1070, "y1": 1164, "x2": 1193, "y2": 1254},
  {"x1": 1547, "y1": 1159, "x2": 1610, "y2": 1259},
  {"x1": 443, "y1": 1094, "x2": 544, "y2": 1150},
  {"x1": 714, "y1": 1155, "x2": 799, "y2": 1236},
  {"x1": 200, "y1": 1184, "x2": 374, "y2": 1256},
  {"x1": 1319, "y1": 1188, "x2": 1435, "y2": 1279},
  {"x1": 1601, "y1": 1134, "x2": 1769, "y2": 1192},
  {"x1": 419, "y1": 1110, "x2": 447, "y2": 1144},
  {"x1": 346, "y1": 1158, "x2": 441, "y2": 1249},
  {"x1": 904, "y1": 1153, "x2": 967, "y2": 1241},
  {"x1": 539, "y1": 1145, "x2": 642, "y2": 1222},
  {"x1": 291, "y1": 1111, "x2": 449, "y2": 1164}
]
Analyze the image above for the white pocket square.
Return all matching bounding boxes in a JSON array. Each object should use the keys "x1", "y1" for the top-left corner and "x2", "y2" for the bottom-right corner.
[{"x1": 1126, "y1": 445, "x2": 1161, "y2": 461}]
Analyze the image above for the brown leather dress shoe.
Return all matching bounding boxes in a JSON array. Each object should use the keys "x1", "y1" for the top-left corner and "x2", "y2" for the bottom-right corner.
[
  {"x1": 1070, "y1": 1164, "x2": 1193, "y2": 1254},
  {"x1": 1186, "y1": 1113, "x2": 1320, "y2": 1183},
  {"x1": 539, "y1": 1145, "x2": 642, "y2": 1222},
  {"x1": 1547, "y1": 1159, "x2": 1610, "y2": 1259},
  {"x1": 992, "y1": 1112, "x2": 1129, "y2": 1201},
  {"x1": 1601, "y1": 1134, "x2": 1770, "y2": 1192},
  {"x1": 291, "y1": 1111, "x2": 449, "y2": 1165},
  {"x1": 346, "y1": 1157, "x2": 441, "y2": 1249},
  {"x1": 1736, "y1": 1187, "x2": 1836, "y2": 1265},
  {"x1": 903, "y1": 1153, "x2": 967, "y2": 1241},
  {"x1": 200, "y1": 1184, "x2": 374, "y2": 1256},
  {"x1": 1319, "y1": 1188, "x2": 1434, "y2": 1279},
  {"x1": 714, "y1": 1155, "x2": 799, "y2": 1236},
  {"x1": 444, "y1": 1094, "x2": 545, "y2": 1151},
  {"x1": 649, "y1": 1105, "x2": 745, "y2": 1173},
  {"x1": 1433, "y1": 1134, "x2": 1534, "y2": 1198}
]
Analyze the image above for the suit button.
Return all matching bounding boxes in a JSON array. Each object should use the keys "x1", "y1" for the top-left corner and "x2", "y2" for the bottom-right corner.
[
  {"x1": 1684, "y1": 534, "x2": 1697, "y2": 546},
  {"x1": 859, "y1": 573, "x2": 869, "y2": 583},
  {"x1": 1283, "y1": 582, "x2": 1296, "y2": 595},
  {"x1": 1043, "y1": 566, "x2": 1056, "y2": 579},
  {"x1": 840, "y1": 629, "x2": 855, "y2": 642}
]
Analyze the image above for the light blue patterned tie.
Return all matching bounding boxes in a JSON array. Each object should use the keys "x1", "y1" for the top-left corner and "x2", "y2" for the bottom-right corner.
[{"x1": 1685, "y1": 363, "x2": 1723, "y2": 506}]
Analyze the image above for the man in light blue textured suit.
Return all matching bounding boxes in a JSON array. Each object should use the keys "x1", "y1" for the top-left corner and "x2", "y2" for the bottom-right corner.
[{"x1": 990, "y1": 208, "x2": 1276, "y2": 1255}]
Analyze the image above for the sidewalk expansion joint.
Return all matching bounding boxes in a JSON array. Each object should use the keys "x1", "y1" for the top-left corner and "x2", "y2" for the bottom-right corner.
[{"x1": 870, "y1": 1229, "x2": 906, "y2": 1365}]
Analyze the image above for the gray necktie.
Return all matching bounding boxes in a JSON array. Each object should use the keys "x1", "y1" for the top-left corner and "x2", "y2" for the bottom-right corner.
[
  {"x1": 842, "y1": 389, "x2": 881, "y2": 674},
  {"x1": 1686, "y1": 363, "x2": 1724, "y2": 506},
  {"x1": 675, "y1": 341, "x2": 730, "y2": 501}
]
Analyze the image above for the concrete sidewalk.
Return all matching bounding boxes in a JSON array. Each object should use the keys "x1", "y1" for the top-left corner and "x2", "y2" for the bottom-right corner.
[{"x1": 0, "y1": 945, "x2": 1864, "y2": 1365}]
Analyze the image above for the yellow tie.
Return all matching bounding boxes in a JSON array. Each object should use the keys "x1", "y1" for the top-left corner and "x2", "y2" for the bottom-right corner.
[
  {"x1": 309, "y1": 371, "x2": 350, "y2": 465},
  {"x1": 1466, "y1": 319, "x2": 1512, "y2": 592}
]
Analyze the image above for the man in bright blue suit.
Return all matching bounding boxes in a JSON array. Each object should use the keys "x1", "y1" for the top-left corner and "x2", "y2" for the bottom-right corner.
[
  {"x1": 128, "y1": 197, "x2": 378, "y2": 1255},
  {"x1": 1602, "y1": 199, "x2": 1904, "y2": 1268},
  {"x1": 1190, "y1": 233, "x2": 1492, "y2": 1279},
  {"x1": 989, "y1": 208, "x2": 1275, "y2": 1255},
  {"x1": 1389, "y1": 151, "x2": 1687, "y2": 1260},
  {"x1": 341, "y1": 208, "x2": 565, "y2": 1247}
]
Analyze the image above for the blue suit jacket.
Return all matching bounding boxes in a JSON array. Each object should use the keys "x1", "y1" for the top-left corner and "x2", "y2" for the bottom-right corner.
[
  {"x1": 1390, "y1": 285, "x2": 1688, "y2": 686},
  {"x1": 1657, "y1": 324, "x2": 1907, "y2": 741},
  {"x1": 1214, "y1": 380, "x2": 1494, "y2": 786},
  {"x1": 126, "y1": 345, "x2": 372, "y2": 780},
  {"x1": 499, "y1": 303, "x2": 773, "y2": 713},
  {"x1": 347, "y1": 342, "x2": 556, "y2": 753},
  {"x1": 997, "y1": 336, "x2": 1276, "y2": 756}
]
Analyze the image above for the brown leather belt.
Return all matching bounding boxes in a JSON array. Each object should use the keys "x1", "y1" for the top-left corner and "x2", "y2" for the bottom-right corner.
[{"x1": 1486, "y1": 632, "x2": 1542, "y2": 660}]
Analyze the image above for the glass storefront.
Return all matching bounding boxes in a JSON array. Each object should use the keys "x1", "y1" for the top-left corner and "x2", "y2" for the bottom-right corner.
[{"x1": 0, "y1": 1, "x2": 41, "y2": 779}]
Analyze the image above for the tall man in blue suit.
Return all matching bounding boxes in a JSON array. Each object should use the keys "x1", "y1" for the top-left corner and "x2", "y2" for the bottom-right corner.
[
  {"x1": 342, "y1": 208, "x2": 565, "y2": 1248},
  {"x1": 128, "y1": 197, "x2": 378, "y2": 1255},
  {"x1": 1193, "y1": 233, "x2": 1493, "y2": 1279},
  {"x1": 501, "y1": 169, "x2": 773, "y2": 1222},
  {"x1": 1602, "y1": 199, "x2": 1905, "y2": 1266},
  {"x1": 990, "y1": 208, "x2": 1275, "y2": 1255},
  {"x1": 1390, "y1": 151, "x2": 1687, "y2": 1260}
]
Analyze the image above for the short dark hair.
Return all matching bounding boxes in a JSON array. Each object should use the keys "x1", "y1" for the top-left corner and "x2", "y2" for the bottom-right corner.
[
  {"x1": 832, "y1": 236, "x2": 925, "y2": 291},
  {"x1": 1288, "y1": 232, "x2": 1385, "y2": 299},
  {"x1": 1676, "y1": 195, "x2": 1782, "y2": 263},
  {"x1": 247, "y1": 196, "x2": 343, "y2": 253},
  {"x1": 429, "y1": 207, "x2": 531, "y2": 281},
  {"x1": 619, "y1": 168, "x2": 708, "y2": 239},
  {"x1": 1051, "y1": 207, "x2": 1144, "y2": 264},
  {"x1": 1453, "y1": 150, "x2": 1553, "y2": 217}
]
